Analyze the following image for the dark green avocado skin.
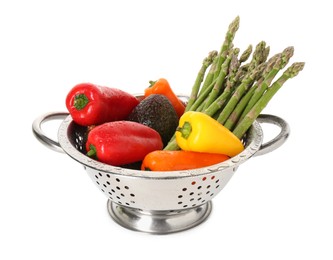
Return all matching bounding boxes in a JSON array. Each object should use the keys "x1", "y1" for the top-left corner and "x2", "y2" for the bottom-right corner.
[{"x1": 127, "y1": 94, "x2": 179, "y2": 147}]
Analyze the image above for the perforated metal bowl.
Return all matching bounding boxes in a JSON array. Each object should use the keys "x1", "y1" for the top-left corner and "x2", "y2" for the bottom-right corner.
[{"x1": 32, "y1": 96, "x2": 289, "y2": 234}]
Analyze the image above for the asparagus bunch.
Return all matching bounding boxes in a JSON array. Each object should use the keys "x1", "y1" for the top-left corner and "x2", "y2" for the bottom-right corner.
[{"x1": 164, "y1": 16, "x2": 305, "y2": 151}]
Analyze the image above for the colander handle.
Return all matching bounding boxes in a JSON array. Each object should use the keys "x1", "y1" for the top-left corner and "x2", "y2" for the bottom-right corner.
[
  {"x1": 254, "y1": 114, "x2": 290, "y2": 157},
  {"x1": 32, "y1": 112, "x2": 69, "y2": 153}
]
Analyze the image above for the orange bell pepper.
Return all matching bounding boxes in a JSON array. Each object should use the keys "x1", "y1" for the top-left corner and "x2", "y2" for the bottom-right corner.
[
  {"x1": 141, "y1": 150, "x2": 229, "y2": 171},
  {"x1": 144, "y1": 78, "x2": 185, "y2": 118}
]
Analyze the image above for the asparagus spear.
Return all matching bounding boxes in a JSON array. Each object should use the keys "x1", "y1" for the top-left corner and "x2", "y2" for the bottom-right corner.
[
  {"x1": 239, "y1": 46, "x2": 294, "y2": 121},
  {"x1": 197, "y1": 55, "x2": 219, "y2": 97},
  {"x1": 216, "y1": 61, "x2": 266, "y2": 125},
  {"x1": 163, "y1": 136, "x2": 179, "y2": 151},
  {"x1": 232, "y1": 62, "x2": 305, "y2": 139},
  {"x1": 204, "y1": 49, "x2": 241, "y2": 116},
  {"x1": 213, "y1": 16, "x2": 240, "y2": 81},
  {"x1": 188, "y1": 78, "x2": 217, "y2": 111},
  {"x1": 223, "y1": 84, "x2": 257, "y2": 130},
  {"x1": 185, "y1": 51, "x2": 218, "y2": 111},
  {"x1": 196, "y1": 100, "x2": 207, "y2": 112},
  {"x1": 203, "y1": 48, "x2": 239, "y2": 110},
  {"x1": 229, "y1": 41, "x2": 266, "y2": 91},
  {"x1": 262, "y1": 46, "x2": 271, "y2": 64},
  {"x1": 239, "y1": 44, "x2": 253, "y2": 63},
  {"x1": 247, "y1": 41, "x2": 268, "y2": 72}
]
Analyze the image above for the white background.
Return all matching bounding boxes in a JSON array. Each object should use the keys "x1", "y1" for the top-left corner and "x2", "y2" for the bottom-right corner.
[{"x1": 1, "y1": 0, "x2": 332, "y2": 259}]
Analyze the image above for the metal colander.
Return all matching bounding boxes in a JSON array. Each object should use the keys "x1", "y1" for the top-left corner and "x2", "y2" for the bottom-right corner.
[{"x1": 32, "y1": 96, "x2": 289, "y2": 234}]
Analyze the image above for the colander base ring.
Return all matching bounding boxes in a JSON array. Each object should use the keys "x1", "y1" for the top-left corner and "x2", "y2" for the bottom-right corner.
[{"x1": 107, "y1": 200, "x2": 212, "y2": 234}]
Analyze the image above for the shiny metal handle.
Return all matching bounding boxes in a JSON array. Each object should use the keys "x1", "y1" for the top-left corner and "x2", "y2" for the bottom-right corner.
[
  {"x1": 254, "y1": 114, "x2": 290, "y2": 157},
  {"x1": 32, "y1": 112, "x2": 69, "y2": 153}
]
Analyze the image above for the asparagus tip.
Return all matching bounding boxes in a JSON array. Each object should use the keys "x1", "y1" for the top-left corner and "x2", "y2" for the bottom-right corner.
[
  {"x1": 239, "y1": 44, "x2": 253, "y2": 63},
  {"x1": 285, "y1": 62, "x2": 305, "y2": 78},
  {"x1": 280, "y1": 46, "x2": 294, "y2": 67},
  {"x1": 203, "y1": 50, "x2": 218, "y2": 66}
]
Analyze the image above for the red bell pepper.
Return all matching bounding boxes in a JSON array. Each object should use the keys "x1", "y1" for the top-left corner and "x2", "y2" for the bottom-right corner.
[
  {"x1": 66, "y1": 83, "x2": 139, "y2": 126},
  {"x1": 86, "y1": 121, "x2": 163, "y2": 166}
]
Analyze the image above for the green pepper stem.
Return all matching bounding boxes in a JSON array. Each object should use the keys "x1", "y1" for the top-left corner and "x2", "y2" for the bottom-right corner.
[
  {"x1": 74, "y1": 94, "x2": 89, "y2": 110},
  {"x1": 176, "y1": 121, "x2": 192, "y2": 139},
  {"x1": 148, "y1": 80, "x2": 156, "y2": 88},
  {"x1": 86, "y1": 144, "x2": 97, "y2": 158}
]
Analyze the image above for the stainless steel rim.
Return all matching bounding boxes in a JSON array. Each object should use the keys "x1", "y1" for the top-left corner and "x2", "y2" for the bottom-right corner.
[{"x1": 57, "y1": 115, "x2": 263, "y2": 179}]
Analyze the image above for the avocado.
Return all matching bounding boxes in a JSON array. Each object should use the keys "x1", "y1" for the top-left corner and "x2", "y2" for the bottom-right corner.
[{"x1": 127, "y1": 94, "x2": 179, "y2": 147}]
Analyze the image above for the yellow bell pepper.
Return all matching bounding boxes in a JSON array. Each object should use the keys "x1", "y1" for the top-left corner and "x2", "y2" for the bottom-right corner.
[{"x1": 175, "y1": 111, "x2": 244, "y2": 157}]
